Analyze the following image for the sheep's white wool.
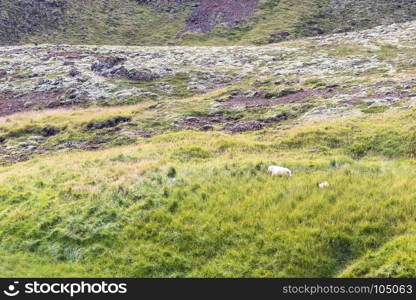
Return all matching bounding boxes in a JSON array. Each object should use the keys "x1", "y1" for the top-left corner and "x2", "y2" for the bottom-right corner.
[
  {"x1": 268, "y1": 165, "x2": 292, "y2": 177},
  {"x1": 318, "y1": 181, "x2": 329, "y2": 189}
]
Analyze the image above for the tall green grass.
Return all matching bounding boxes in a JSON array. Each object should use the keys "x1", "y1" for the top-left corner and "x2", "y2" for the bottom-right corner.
[{"x1": 1, "y1": 109, "x2": 416, "y2": 277}]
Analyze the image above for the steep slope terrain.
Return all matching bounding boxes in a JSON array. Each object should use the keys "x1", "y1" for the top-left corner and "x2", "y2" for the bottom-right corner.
[
  {"x1": 183, "y1": 0, "x2": 257, "y2": 34},
  {"x1": 1, "y1": 0, "x2": 416, "y2": 279},
  {"x1": 1, "y1": 0, "x2": 416, "y2": 45},
  {"x1": 0, "y1": 21, "x2": 416, "y2": 277}
]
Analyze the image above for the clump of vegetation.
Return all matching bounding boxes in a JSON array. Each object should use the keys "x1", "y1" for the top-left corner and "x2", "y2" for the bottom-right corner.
[
  {"x1": 167, "y1": 166, "x2": 177, "y2": 178},
  {"x1": 265, "y1": 88, "x2": 297, "y2": 99},
  {"x1": 362, "y1": 106, "x2": 389, "y2": 114}
]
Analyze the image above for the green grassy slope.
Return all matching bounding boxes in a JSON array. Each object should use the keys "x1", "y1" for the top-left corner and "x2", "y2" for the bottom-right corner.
[
  {"x1": 340, "y1": 233, "x2": 416, "y2": 278},
  {"x1": 1, "y1": 24, "x2": 416, "y2": 276},
  {"x1": 1, "y1": 1, "x2": 416, "y2": 277},
  {"x1": 1, "y1": 0, "x2": 416, "y2": 45},
  {"x1": 1, "y1": 92, "x2": 416, "y2": 277},
  {"x1": 0, "y1": 0, "x2": 195, "y2": 46}
]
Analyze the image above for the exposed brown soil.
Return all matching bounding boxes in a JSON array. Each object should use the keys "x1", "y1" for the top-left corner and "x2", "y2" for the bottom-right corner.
[
  {"x1": 220, "y1": 89, "x2": 334, "y2": 110},
  {"x1": 0, "y1": 90, "x2": 66, "y2": 117},
  {"x1": 183, "y1": 0, "x2": 257, "y2": 34},
  {"x1": 178, "y1": 88, "x2": 337, "y2": 133},
  {"x1": 178, "y1": 88, "x2": 331, "y2": 133}
]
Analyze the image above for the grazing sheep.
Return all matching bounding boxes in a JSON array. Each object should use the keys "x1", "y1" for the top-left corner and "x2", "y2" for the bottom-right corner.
[
  {"x1": 318, "y1": 181, "x2": 329, "y2": 189},
  {"x1": 268, "y1": 165, "x2": 292, "y2": 177}
]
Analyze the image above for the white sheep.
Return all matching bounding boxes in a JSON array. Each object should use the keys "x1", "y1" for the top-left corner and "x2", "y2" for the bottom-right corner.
[
  {"x1": 268, "y1": 165, "x2": 292, "y2": 177},
  {"x1": 318, "y1": 181, "x2": 329, "y2": 189}
]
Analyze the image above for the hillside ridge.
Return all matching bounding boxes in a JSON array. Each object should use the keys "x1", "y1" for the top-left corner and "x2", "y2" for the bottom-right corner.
[{"x1": 1, "y1": 0, "x2": 416, "y2": 45}]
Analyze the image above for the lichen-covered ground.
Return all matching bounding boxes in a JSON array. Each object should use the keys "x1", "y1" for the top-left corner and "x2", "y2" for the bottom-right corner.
[
  {"x1": 0, "y1": 21, "x2": 416, "y2": 277},
  {"x1": 1, "y1": 21, "x2": 415, "y2": 163}
]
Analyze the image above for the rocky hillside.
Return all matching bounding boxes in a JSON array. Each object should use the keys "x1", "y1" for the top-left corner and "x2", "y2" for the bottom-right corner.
[
  {"x1": 1, "y1": 0, "x2": 416, "y2": 45},
  {"x1": 3, "y1": 0, "x2": 416, "y2": 280}
]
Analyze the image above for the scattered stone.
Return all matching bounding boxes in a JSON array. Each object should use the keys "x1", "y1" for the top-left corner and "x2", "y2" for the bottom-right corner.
[
  {"x1": 125, "y1": 69, "x2": 158, "y2": 82},
  {"x1": 147, "y1": 103, "x2": 164, "y2": 109},
  {"x1": 28, "y1": 136, "x2": 43, "y2": 141},
  {"x1": 38, "y1": 79, "x2": 50, "y2": 85},
  {"x1": 201, "y1": 125, "x2": 214, "y2": 131},
  {"x1": 226, "y1": 120, "x2": 264, "y2": 133},
  {"x1": 68, "y1": 69, "x2": 81, "y2": 77},
  {"x1": 23, "y1": 101, "x2": 33, "y2": 108},
  {"x1": 18, "y1": 142, "x2": 30, "y2": 148},
  {"x1": 91, "y1": 57, "x2": 127, "y2": 73},
  {"x1": 108, "y1": 66, "x2": 158, "y2": 81},
  {"x1": 0, "y1": 70, "x2": 7, "y2": 79},
  {"x1": 41, "y1": 126, "x2": 60, "y2": 137}
]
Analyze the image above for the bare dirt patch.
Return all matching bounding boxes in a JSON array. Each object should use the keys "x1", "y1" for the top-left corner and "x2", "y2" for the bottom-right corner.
[
  {"x1": 0, "y1": 90, "x2": 66, "y2": 117},
  {"x1": 184, "y1": 0, "x2": 257, "y2": 34}
]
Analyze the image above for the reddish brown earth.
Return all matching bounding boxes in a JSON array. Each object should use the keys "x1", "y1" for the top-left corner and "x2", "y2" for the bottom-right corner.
[
  {"x1": 0, "y1": 90, "x2": 66, "y2": 117},
  {"x1": 178, "y1": 88, "x2": 336, "y2": 133},
  {"x1": 184, "y1": 0, "x2": 257, "y2": 34}
]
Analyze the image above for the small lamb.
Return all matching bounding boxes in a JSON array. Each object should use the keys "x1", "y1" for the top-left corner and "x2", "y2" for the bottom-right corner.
[
  {"x1": 318, "y1": 181, "x2": 329, "y2": 189},
  {"x1": 268, "y1": 165, "x2": 292, "y2": 177}
]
